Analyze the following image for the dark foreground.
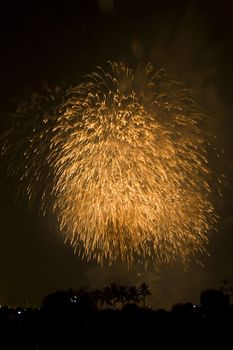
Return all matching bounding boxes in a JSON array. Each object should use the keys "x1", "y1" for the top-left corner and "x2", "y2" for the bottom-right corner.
[{"x1": 1, "y1": 289, "x2": 233, "y2": 349}]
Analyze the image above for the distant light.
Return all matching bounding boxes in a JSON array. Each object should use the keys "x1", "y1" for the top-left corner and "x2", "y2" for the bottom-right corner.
[
  {"x1": 69, "y1": 297, "x2": 78, "y2": 303},
  {"x1": 17, "y1": 311, "x2": 22, "y2": 315}
]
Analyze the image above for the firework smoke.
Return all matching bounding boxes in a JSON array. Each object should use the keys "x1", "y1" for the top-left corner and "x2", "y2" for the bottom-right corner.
[{"x1": 2, "y1": 62, "x2": 219, "y2": 267}]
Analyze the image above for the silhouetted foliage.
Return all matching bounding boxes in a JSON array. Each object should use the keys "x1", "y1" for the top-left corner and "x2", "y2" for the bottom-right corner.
[
  {"x1": 138, "y1": 282, "x2": 152, "y2": 308},
  {"x1": 117, "y1": 285, "x2": 128, "y2": 308},
  {"x1": 200, "y1": 289, "x2": 230, "y2": 311},
  {"x1": 1, "y1": 284, "x2": 233, "y2": 349}
]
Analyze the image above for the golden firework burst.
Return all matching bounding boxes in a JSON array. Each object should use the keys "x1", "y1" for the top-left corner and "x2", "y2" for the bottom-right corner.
[{"x1": 2, "y1": 62, "x2": 219, "y2": 267}]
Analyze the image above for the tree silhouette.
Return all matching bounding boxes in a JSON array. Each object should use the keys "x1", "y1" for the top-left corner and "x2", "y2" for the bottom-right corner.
[
  {"x1": 200, "y1": 289, "x2": 230, "y2": 312},
  {"x1": 110, "y1": 283, "x2": 119, "y2": 310},
  {"x1": 102, "y1": 286, "x2": 113, "y2": 308},
  {"x1": 126, "y1": 286, "x2": 140, "y2": 304},
  {"x1": 90, "y1": 288, "x2": 102, "y2": 309},
  {"x1": 219, "y1": 278, "x2": 233, "y2": 304},
  {"x1": 117, "y1": 285, "x2": 128, "y2": 308},
  {"x1": 138, "y1": 282, "x2": 151, "y2": 308}
]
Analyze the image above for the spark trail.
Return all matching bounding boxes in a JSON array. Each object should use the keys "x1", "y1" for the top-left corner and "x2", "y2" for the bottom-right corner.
[{"x1": 1, "y1": 62, "x2": 219, "y2": 267}]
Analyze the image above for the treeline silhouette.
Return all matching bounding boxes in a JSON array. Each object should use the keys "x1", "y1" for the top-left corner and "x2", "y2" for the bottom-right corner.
[{"x1": 0, "y1": 283, "x2": 233, "y2": 349}]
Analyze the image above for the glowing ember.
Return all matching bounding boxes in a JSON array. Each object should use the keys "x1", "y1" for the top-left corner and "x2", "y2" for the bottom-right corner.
[{"x1": 2, "y1": 62, "x2": 219, "y2": 267}]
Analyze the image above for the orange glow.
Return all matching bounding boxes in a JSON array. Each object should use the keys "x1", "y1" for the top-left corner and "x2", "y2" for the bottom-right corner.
[{"x1": 4, "y1": 62, "x2": 218, "y2": 268}]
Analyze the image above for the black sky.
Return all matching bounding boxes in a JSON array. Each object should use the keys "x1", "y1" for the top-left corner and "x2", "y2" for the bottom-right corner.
[{"x1": 0, "y1": 0, "x2": 233, "y2": 309}]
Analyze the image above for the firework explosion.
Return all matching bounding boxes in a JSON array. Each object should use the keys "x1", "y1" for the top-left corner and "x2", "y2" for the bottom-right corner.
[{"x1": 2, "y1": 62, "x2": 219, "y2": 267}]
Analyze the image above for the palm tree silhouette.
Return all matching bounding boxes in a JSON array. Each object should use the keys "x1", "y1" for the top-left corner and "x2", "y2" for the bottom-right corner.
[
  {"x1": 117, "y1": 285, "x2": 128, "y2": 308},
  {"x1": 127, "y1": 286, "x2": 140, "y2": 304},
  {"x1": 138, "y1": 282, "x2": 152, "y2": 308}
]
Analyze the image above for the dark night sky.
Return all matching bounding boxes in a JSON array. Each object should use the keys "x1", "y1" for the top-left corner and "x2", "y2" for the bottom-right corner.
[{"x1": 0, "y1": 0, "x2": 233, "y2": 309}]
